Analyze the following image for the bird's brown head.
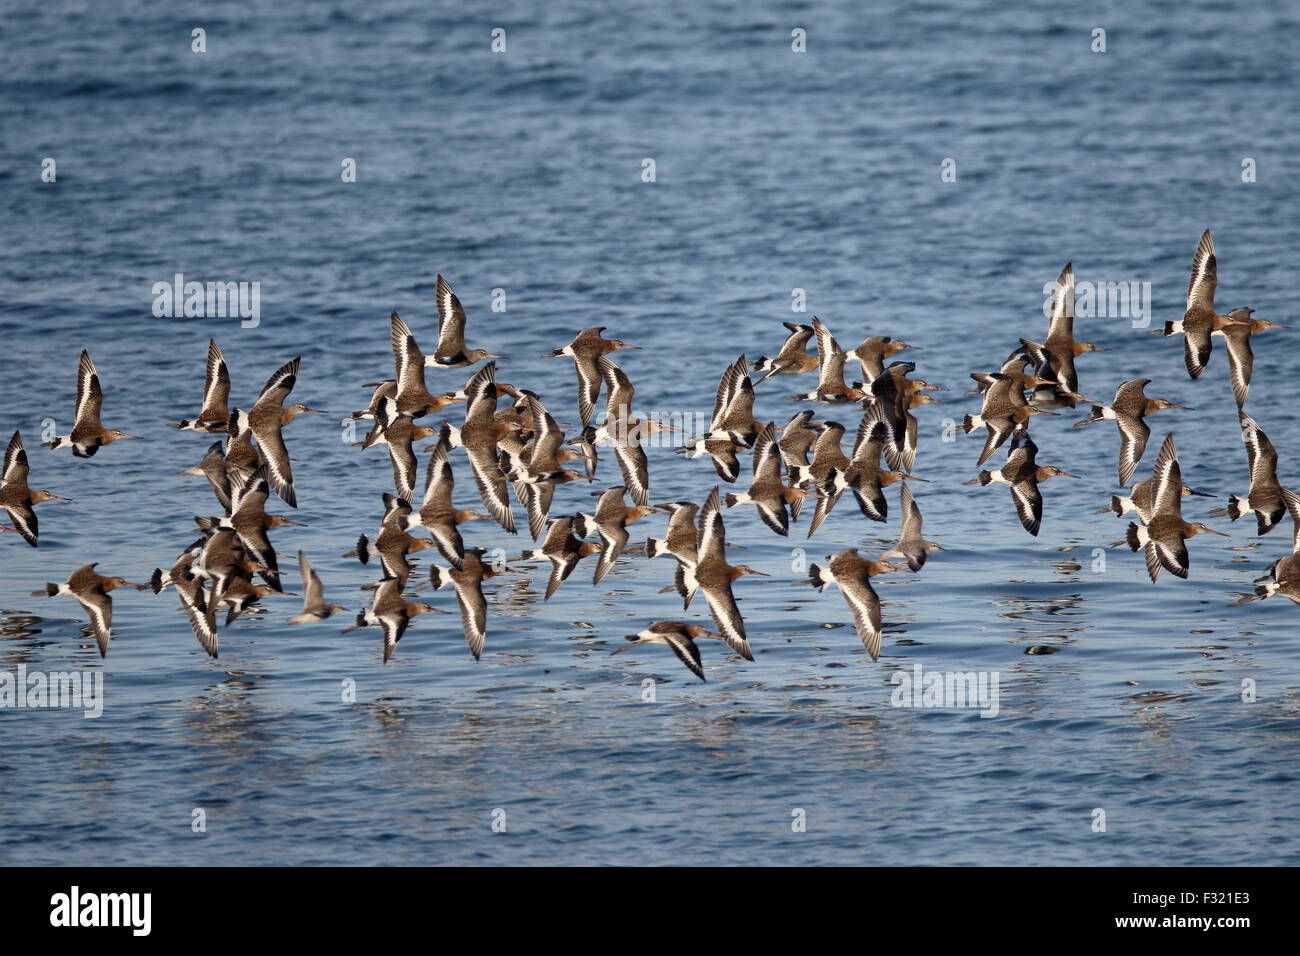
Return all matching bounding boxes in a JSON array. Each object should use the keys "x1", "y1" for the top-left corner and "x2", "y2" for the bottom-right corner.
[
  {"x1": 1024, "y1": 406, "x2": 1058, "y2": 419},
  {"x1": 288, "y1": 403, "x2": 327, "y2": 417},
  {"x1": 608, "y1": 340, "x2": 639, "y2": 352},
  {"x1": 106, "y1": 429, "x2": 141, "y2": 442},
  {"x1": 866, "y1": 560, "x2": 900, "y2": 576},
  {"x1": 1187, "y1": 522, "x2": 1228, "y2": 537},
  {"x1": 103, "y1": 576, "x2": 135, "y2": 592},
  {"x1": 266, "y1": 514, "x2": 301, "y2": 529},
  {"x1": 579, "y1": 541, "x2": 603, "y2": 558},
  {"x1": 31, "y1": 490, "x2": 71, "y2": 504},
  {"x1": 1153, "y1": 399, "x2": 1193, "y2": 412},
  {"x1": 468, "y1": 349, "x2": 505, "y2": 363},
  {"x1": 1038, "y1": 466, "x2": 1080, "y2": 480},
  {"x1": 730, "y1": 564, "x2": 767, "y2": 580}
]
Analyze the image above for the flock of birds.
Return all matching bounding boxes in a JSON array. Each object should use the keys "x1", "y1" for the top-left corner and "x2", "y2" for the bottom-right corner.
[{"x1": 3, "y1": 231, "x2": 1297, "y2": 680}]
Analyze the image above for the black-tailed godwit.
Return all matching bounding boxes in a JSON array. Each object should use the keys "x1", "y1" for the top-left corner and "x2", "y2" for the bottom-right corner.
[
  {"x1": 33, "y1": 563, "x2": 143, "y2": 657},
  {"x1": 1, "y1": 430, "x2": 70, "y2": 547},
  {"x1": 753, "y1": 322, "x2": 817, "y2": 384},
  {"x1": 806, "y1": 549, "x2": 898, "y2": 661},
  {"x1": 168, "y1": 339, "x2": 231, "y2": 433},
  {"x1": 427, "y1": 275, "x2": 504, "y2": 368},
  {"x1": 683, "y1": 487, "x2": 764, "y2": 661},
  {"x1": 430, "y1": 548, "x2": 516, "y2": 660},
  {"x1": 519, "y1": 515, "x2": 602, "y2": 601},
  {"x1": 247, "y1": 357, "x2": 324, "y2": 508},
  {"x1": 43, "y1": 350, "x2": 141, "y2": 457},
  {"x1": 444, "y1": 362, "x2": 519, "y2": 533},
  {"x1": 882, "y1": 483, "x2": 943, "y2": 571},
  {"x1": 611, "y1": 620, "x2": 726, "y2": 681},
  {"x1": 724, "y1": 422, "x2": 818, "y2": 536},
  {"x1": 1221, "y1": 307, "x2": 1287, "y2": 408},
  {"x1": 541, "y1": 327, "x2": 639, "y2": 427},
  {"x1": 286, "y1": 551, "x2": 347, "y2": 624},
  {"x1": 574, "y1": 486, "x2": 658, "y2": 584},
  {"x1": 963, "y1": 434, "x2": 1079, "y2": 537},
  {"x1": 1073, "y1": 379, "x2": 1192, "y2": 485},
  {"x1": 342, "y1": 575, "x2": 445, "y2": 664},
  {"x1": 1209, "y1": 411, "x2": 1290, "y2": 536},
  {"x1": 1123, "y1": 434, "x2": 1226, "y2": 581}
]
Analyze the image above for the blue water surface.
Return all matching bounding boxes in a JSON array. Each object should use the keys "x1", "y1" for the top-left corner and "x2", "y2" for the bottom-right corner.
[{"x1": 1, "y1": 0, "x2": 1298, "y2": 865}]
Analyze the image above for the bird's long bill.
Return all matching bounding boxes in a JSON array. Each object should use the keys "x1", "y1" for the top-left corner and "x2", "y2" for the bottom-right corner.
[
  {"x1": 1057, "y1": 471, "x2": 1082, "y2": 479},
  {"x1": 1186, "y1": 488, "x2": 1215, "y2": 497},
  {"x1": 899, "y1": 474, "x2": 928, "y2": 482},
  {"x1": 1202, "y1": 528, "x2": 1230, "y2": 536},
  {"x1": 46, "y1": 494, "x2": 73, "y2": 501},
  {"x1": 119, "y1": 434, "x2": 144, "y2": 440},
  {"x1": 921, "y1": 384, "x2": 949, "y2": 391},
  {"x1": 303, "y1": 408, "x2": 328, "y2": 414},
  {"x1": 611, "y1": 640, "x2": 640, "y2": 654},
  {"x1": 746, "y1": 569, "x2": 769, "y2": 576},
  {"x1": 1167, "y1": 404, "x2": 1195, "y2": 411}
]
